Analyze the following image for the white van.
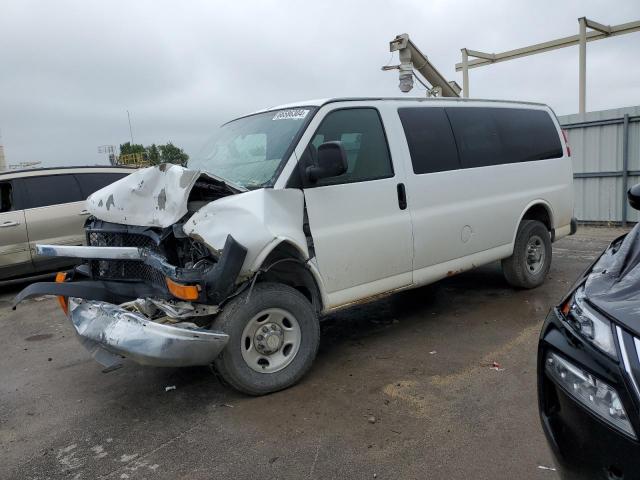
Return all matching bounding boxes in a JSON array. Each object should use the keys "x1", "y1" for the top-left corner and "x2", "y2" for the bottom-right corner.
[{"x1": 16, "y1": 98, "x2": 575, "y2": 395}]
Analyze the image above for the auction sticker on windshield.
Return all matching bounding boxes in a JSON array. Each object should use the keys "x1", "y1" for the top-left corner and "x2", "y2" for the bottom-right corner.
[{"x1": 272, "y1": 109, "x2": 309, "y2": 121}]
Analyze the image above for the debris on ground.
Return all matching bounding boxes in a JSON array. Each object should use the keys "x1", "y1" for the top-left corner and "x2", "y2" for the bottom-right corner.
[
  {"x1": 367, "y1": 415, "x2": 377, "y2": 424},
  {"x1": 537, "y1": 465, "x2": 557, "y2": 471},
  {"x1": 221, "y1": 403, "x2": 234, "y2": 408},
  {"x1": 429, "y1": 351, "x2": 437, "y2": 355},
  {"x1": 164, "y1": 385, "x2": 176, "y2": 392},
  {"x1": 487, "y1": 361, "x2": 505, "y2": 372}
]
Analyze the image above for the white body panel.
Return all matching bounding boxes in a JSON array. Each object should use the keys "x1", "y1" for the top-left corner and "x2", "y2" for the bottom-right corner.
[
  {"x1": 87, "y1": 164, "x2": 244, "y2": 228},
  {"x1": 297, "y1": 101, "x2": 415, "y2": 306},
  {"x1": 183, "y1": 188, "x2": 307, "y2": 276}
]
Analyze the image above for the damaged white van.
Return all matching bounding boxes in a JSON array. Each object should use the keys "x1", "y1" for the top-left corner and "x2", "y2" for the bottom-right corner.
[{"x1": 15, "y1": 98, "x2": 575, "y2": 395}]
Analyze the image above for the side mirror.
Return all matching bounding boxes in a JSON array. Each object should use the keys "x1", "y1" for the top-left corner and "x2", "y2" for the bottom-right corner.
[
  {"x1": 305, "y1": 141, "x2": 347, "y2": 183},
  {"x1": 628, "y1": 184, "x2": 640, "y2": 211}
]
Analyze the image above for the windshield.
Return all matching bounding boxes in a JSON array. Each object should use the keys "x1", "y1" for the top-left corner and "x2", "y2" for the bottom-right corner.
[{"x1": 189, "y1": 108, "x2": 314, "y2": 189}]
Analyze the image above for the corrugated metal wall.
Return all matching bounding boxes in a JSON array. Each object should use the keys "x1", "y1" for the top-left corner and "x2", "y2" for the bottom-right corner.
[{"x1": 558, "y1": 106, "x2": 640, "y2": 223}]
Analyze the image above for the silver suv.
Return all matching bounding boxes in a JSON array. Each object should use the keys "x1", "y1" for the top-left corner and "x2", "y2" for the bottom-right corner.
[{"x1": 0, "y1": 166, "x2": 134, "y2": 281}]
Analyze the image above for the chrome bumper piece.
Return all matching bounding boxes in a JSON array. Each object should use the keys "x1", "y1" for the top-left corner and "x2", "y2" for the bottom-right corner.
[
  {"x1": 37, "y1": 244, "x2": 142, "y2": 260},
  {"x1": 68, "y1": 298, "x2": 228, "y2": 369}
]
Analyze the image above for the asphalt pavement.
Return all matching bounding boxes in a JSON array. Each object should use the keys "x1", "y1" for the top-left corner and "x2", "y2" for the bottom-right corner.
[{"x1": 0, "y1": 226, "x2": 627, "y2": 480}]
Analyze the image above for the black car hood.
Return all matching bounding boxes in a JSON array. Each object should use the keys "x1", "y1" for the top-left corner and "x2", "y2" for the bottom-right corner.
[{"x1": 584, "y1": 223, "x2": 640, "y2": 336}]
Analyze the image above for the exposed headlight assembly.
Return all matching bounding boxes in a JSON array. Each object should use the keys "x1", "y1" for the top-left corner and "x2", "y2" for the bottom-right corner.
[
  {"x1": 546, "y1": 352, "x2": 636, "y2": 439},
  {"x1": 563, "y1": 286, "x2": 616, "y2": 358}
]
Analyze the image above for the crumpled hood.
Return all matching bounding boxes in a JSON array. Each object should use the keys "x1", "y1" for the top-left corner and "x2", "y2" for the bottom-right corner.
[
  {"x1": 87, "y1": 163, "x2": 244, "y2": 228},
  {"x1": 584, "y1": 224, "x2": 640, "y2": 336}
]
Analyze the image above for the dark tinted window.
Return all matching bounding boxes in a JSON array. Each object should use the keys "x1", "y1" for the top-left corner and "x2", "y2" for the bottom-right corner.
[
  {"x1": 305, "y1": 108, "x2": 393, "y2": 186},
  {"x1": 0, "y1": 182, "x2": 12, "y2": 212},
  {"x1": 76, "y1": 172, "x2": 129, "y2": 198},
  {"x1": 446, "y1": 107, "x2": 563, "y2": 169},
  {"x1": 398, "y1": 107, "x2": 459, "y2": 174},
  {"x1": 23, "y1": 174, "x2": 83, "y2": 209}
]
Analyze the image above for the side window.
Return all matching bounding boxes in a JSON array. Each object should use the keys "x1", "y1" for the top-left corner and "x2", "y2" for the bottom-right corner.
[
  {"x1": 398, "y1": 107, "x2": 460, "y2": 174},
  {"x1": 446, "y1": 107, "x2": 563, "y2": 169},
  {"x1": 305, "y1": 108, "x2": 393, "y2": 186},
  {"x1": 499, "y1": 109, "x2": 563, "y2": 162},
  {"x1": 76, "y1": 172, "x2": 129, "y2": 198},
  {"x1": 0, "y1": 182, "x2": 13, "y2": 212},
  {"x1": 22, "y1": 174, "x2": 83, "y2": 209}
]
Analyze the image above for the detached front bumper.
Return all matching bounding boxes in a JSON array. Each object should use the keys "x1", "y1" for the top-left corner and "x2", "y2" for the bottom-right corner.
[{"x1": 68, "y1": 298, "x2": 229, "y2": 370}]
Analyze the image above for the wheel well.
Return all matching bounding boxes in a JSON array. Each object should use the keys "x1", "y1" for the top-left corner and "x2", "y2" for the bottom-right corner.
[
  {"x1": 522, "y1": 204, "x2": 552, "y2": 231},
  {"x1": 257, "y1": 242, "x2": 322, "y2": 312}
]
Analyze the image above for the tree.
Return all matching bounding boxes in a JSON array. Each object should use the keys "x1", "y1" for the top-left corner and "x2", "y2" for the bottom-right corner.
[
  {"x1": 118, "y1": 141, "x2": 189, "y2": 167},
  {"x1": 146, "y1": 144, "x2": 160, "y2": 165},
  {"x1": 158, "y1": 142, "x2": 189, "y2": 166},
  {"x1": 119, "y1": 142, "x2": 146, "y2": 156}
]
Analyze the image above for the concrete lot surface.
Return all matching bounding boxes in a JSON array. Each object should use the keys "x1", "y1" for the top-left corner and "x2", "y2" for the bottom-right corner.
[{"x1": 0, "y1": 226, "x2": 629, "y2": 480}]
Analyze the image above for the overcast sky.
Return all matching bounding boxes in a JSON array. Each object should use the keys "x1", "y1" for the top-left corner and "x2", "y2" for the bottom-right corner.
[{"x1": 1, "y1": 0, "x2": 639, "y2": 167}]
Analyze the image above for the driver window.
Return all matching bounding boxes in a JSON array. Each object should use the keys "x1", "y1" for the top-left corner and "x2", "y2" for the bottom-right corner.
[
  {"x1": 304, "y1": 108, "x2": 393, "y2": 186},
  {"x1": 0, "y1": 182, "x2": 12, "y2": 213}
]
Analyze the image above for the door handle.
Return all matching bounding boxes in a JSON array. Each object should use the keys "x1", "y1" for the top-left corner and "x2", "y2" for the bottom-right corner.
[
  {"x1": 0, "y1": 220, "x2": 19, "y2": 228},
  {"x1": 397, "y1": 183, "x2": 407, "y2": 210},
  {"x1": 78, "y1": 210, "x2": 90, "y2": 216}
]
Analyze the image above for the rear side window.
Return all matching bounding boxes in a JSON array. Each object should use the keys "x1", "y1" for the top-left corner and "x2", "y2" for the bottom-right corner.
[
  {"x1": 0, "y1": 182, "x2": 13, "y2": 212},
  {"x1": 76, "y1": 172, "x2": 129, "y2": 198},
  {"x1": 22, "y1": 174, "x2": 83, "y2": 209},
  {"x1": 445, "y1": 107, "x2": 563, "y2": 169},
  {"x1": 305, "y1": 108, "x2": 394, "y2": 186},
  {"x1": 398, "y1": 107, "x2": 460, "y2": 174}
]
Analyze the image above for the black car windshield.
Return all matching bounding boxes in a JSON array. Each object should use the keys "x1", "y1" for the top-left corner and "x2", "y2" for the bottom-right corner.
[{"x1": 188, "y1": 108, "x2": 314, "y2": 189}]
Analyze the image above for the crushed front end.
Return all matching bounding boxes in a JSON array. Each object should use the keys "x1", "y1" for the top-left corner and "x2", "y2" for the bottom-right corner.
[{"x1": 14, "y1": 165, "x2": 249, "y2": 371}]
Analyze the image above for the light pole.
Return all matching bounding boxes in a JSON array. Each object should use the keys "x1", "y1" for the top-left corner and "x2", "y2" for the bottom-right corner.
[{"x1": 127, "y1": 110, "x2": 134, "y2": 145}]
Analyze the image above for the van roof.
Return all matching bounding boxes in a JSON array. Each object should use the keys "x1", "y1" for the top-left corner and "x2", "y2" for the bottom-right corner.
[
  {"x1": 262, "y1": 97, "x2": 549, "y2": 111},
  {"x1": 0, "y1": 165, "x2": 137, "y2": 180}
]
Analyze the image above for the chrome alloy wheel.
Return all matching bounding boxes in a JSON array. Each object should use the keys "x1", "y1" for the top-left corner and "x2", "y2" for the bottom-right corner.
[
  {"x1": 240, "y1": 308, "x2": 301, "y2": 373},
  {"x1": 526, "y1": 235, "x2": 546, "y2": 275}
]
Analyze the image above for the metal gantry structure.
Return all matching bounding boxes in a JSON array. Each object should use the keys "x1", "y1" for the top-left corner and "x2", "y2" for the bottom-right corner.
[
  {"x1": 456, "y1": 17, "x2": 640, "y2": 113},
  {"x1": 385, "y1": 34, "x2": 461, "y2": 97}
]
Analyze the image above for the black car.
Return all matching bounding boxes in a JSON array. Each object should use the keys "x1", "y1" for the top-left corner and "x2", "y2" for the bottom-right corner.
[{"x1": 538, "y1": 186, "x2": 640, "y2": 480}]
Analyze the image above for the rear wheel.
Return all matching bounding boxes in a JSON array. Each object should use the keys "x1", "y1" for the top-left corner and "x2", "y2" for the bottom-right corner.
[
  {"x1": 502, "y1": 220, "x2": 552, "y2": 289},
  {"x1": 210, "y1": 282, "x2": 320, "y2": 395}
]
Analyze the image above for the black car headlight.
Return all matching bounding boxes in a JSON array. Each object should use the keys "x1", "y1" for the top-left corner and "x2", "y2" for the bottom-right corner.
[
  {"x1": 545, "y1": 352, "x2": 636, "y2": 439},
  {"x1": 563, "y1": 286, "x2": 616, "y2": 358}
]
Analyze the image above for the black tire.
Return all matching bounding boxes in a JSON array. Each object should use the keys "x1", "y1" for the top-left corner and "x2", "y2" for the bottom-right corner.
[
  {"x1": 210, "y1": 282, "x2": 320, "y2": 396},
  {"x1": 501, "y1": 220, "x2": 552, "y2": 289}
]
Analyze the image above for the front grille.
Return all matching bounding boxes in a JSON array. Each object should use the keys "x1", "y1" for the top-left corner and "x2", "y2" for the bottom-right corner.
[
  {"x1": 88, "y1": 231, "x2": 156, "y2": 249},
  {"x1": 87, "y1": 229, "x2": 166, "y2": 287}
]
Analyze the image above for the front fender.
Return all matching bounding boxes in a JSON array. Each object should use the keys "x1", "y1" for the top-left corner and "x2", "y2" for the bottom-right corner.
[{"x1": 183, "y1": 188, "x2": 308, "y2": 277}]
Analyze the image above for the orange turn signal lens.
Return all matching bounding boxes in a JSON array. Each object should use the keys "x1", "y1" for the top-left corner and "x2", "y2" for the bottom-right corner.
[
  {"x1": 55, "y1": 272, "x2": 69, "y2": 315},
  {"x1": 165, "y1": 277, "x2": 200, "y2": 301}
]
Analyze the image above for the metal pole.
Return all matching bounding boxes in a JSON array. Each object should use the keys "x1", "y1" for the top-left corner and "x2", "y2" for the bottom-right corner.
[
  {"x1": 622, "y1": 114, "x2": 630, "y2": 226},
  {"x1": 127, "y1": 110, "x2": 134, "y2": 145},
  {"x1": 578, "y1": 17, "x2": 587, "y2": 114},
  {"x1": 461, "y1": 48, "x2": 469, "y2": 98}
]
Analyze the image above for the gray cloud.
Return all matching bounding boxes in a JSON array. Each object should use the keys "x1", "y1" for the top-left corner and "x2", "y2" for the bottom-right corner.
[{"x1": 1, "y1": 0, "x2": 639, "y2": 167}]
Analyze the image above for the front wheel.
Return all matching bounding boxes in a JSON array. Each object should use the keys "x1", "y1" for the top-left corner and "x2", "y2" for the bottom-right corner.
[
  {"x1": 502, "y1": 220, "x2": 552, "y2": 289},
  {"x1": 210, "y1": 282, "x2": 320, "y2": 395}
]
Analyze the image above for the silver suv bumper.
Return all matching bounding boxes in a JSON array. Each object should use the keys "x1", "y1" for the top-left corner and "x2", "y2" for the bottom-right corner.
[{"x1": 68, "y1": 298, "x2": 228, "y2": 370}]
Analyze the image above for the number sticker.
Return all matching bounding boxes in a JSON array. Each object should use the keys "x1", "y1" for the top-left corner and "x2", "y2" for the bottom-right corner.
[{"x1": 272, "y1": 109, "x2": 309, "y2": 121}]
